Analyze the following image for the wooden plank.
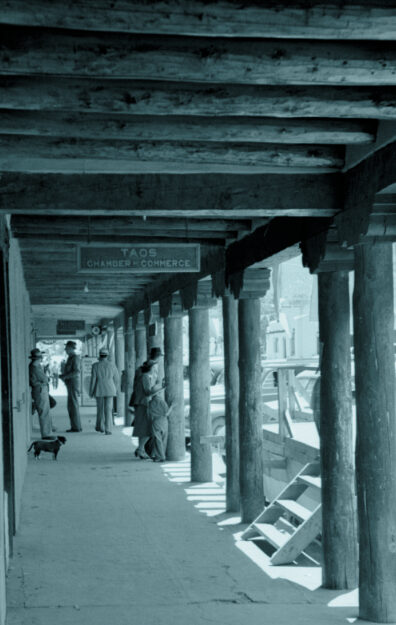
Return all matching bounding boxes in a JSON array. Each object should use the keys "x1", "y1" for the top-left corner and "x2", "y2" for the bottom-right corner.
[
  {"x1": 2, "y1": 78, "x2": 396, "y2": 120},
  {"x1": 2, "y1": 27, "x2": 396, "y2": 86},
  {"x1": 298, "y1": 475, "x2": 321, "y2": 489},
  {"x1": 0, "y1": 111, "x2": 375, "y2": 145},
  {"x1": 0, "y1": 173, "x2": 342, "y2": 216},
  {"x1": 270, "y1": 506, "x2": 322, "y2": 565},
  {"x1": 254, "y1": 523, "x2": 289, "y2": 549},
  {"x1": 0, "y1": 135, "x2": 345, "y2": 170},
  {"x1": 277, "y1": 499, "x2": 311, "y2": 522},
  {"x1": 3, "y1": 1, "x2": 396, "y2": 40}
]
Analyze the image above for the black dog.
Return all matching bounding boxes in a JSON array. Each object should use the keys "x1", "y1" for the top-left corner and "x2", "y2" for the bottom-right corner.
[{"x1": 27, "y1": 436, "x2": 67, "y2": 460}]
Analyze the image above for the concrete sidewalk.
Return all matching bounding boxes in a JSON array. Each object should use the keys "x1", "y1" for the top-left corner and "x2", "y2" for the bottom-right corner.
[{"x1": 6, "y1": 396, "x2": 364, "y2": 625}]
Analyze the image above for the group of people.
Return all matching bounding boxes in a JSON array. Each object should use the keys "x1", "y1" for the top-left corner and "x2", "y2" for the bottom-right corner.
[
  {"x1": 129, "y1": 347, "x2": 172, "y2": 462},
  {"x1": 28, "y1": 340, "x2": 82, "y2": 438},
  {"x1": 28, "y1": 341, "x2": 172, "y2": 462}
]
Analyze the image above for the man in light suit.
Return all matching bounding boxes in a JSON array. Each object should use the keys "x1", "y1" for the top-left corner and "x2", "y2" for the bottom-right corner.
[{"x1": 89, "y1": 347, "x2": 120, "y2": 435}]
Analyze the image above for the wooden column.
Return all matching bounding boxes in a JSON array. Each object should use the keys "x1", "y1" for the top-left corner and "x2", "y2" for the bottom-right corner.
[
  {"x1": 115, "y1": 325, "x2": 125, "y2": 423},
  {"x1": 107, "y1": 323, "x2": 116, "y2": 362},
  {"x1": 222, "y1": 294, "x2": 240, "y2": 512},
  {"x1": 189, "y1": 306, "x2": 212, "y2": 482},
  {"x1": 164, "y1": 313, "x2": 185, "y2": 461},
  {"x1": 124, "y1": 316, "x2": 135, "y2": 427},
  {"x1": 318, "y1": 271, "x2": 357, "y2": 589},
  {"x1": 238, "y1": 297, "x2": 264, "y2": 523},
  {"x1": 134, "y1": 313, "x2": 147, "y2": 368},
  {"x1": 354, "y1": 241, "x2": 396, "y2": 623}
]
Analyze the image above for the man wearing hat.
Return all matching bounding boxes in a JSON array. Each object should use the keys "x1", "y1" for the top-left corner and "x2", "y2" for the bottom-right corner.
[
  {"x1": 59, "y1": 340, "x2": 82, "y2": 432},
  {"x1": 29, "y1": 348, "x2": 53, "y2": 438},
  {"x1": 89, "y1": 347, "x2": 120, "y2": 434}
]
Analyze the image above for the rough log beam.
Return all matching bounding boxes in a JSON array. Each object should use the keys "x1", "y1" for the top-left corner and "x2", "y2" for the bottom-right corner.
[
  {"x1": 0, "y1": 111, "x2": 375, "y2": 145},
  {"x1": 14, "y1": 234, "x2": 229, "y2": 245},
  {"x1": 2, "y1": 78, "x2": 396, "y2": 120},
  {"x1": 0, "y1": 173, "x2": 342, "y2": 216},
  {"x1": 3, "y1": 0, "x2": 396, "y2": 39},
  {"x1": 1, "y1": 28, "x2": 396, "y2": 86},
  {"x1": 337, "y1": 139, "x2": 396, "y2": 244},
  {"x1": 11, "y1": 215, "x2": 256, "y2": 233},
  {"x1": 0, "y1": 136, "x2": 344, "y2": 170}
]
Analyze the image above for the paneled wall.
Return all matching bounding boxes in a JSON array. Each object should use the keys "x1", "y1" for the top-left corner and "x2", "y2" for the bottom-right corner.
[
  {"x1": 8, "y1": 238, "x2": 33, "y2": 528},
  {"x1": 0, "y1": 230, "x2": 32, "y2": 625}
]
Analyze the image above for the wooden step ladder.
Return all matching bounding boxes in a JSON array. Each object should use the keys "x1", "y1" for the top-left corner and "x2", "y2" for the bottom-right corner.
[{"x1": 242, "y1": 462, "x2": 322, "y2": 565}]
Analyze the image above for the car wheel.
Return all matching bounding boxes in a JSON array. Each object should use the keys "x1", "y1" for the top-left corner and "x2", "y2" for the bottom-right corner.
[{"x1": 212, "y1": 417, "x2": 225, "y2": 436}]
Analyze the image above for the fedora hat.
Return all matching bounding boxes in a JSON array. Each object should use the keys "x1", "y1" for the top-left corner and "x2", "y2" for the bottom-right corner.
[
  {"x1": 29, "y1": 348, "x2": 44, "y2": 359},
  {"x1": 149, "y1": 347, "x2": 163, "y2": 360}
]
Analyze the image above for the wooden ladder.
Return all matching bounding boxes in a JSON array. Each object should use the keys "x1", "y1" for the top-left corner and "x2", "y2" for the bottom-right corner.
[{"x1": 242, "y1": 461, "x2": 322, "y2": 565}]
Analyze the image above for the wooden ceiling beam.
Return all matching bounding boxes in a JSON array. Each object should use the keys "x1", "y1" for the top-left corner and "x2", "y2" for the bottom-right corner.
[
  {"x1": 11, "y1": 215, "x2": 256, "y2": 233},
  {"x1": 0, "y1": 111, "x2": 376, "y2": 145},
  {"x1": 1, "y1": 27, "x2": 396, "y2": 86},
  {"x1": 0, "y1": 172, "x2": 342, "y2": 217},
  {"x1": 2, "y1": 78, "x2": 396, "y2": 120},
  {"x1": 0, "y1": 135, "x2": 345, "y2": 170},
  {"x1": 17, "y1": 233, "x2": 227, "y2": 245},
  {"x1": 2, "y1": 1, "x2": 396, "y2": 40}
]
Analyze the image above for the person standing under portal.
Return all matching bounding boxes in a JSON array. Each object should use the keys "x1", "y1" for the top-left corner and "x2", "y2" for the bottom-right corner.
[
  {"x1": 89, "y1": 347, "x2": 120, "y2": 435},
  {"x1": 59, "y1": 340, "x2": 82, "y2": 432},
  {"x1": 28, "y1": 348, "x2": 53, "y2": 439}
]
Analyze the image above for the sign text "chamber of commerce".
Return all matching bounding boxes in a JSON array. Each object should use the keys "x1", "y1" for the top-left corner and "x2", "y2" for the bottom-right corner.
[{"x1": 77, "y1": 244, "x2": 200, "y2": 273}]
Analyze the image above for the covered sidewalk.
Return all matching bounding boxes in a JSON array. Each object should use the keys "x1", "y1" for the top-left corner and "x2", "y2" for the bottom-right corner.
[{"x1": 6, "y1": 398, "x2": 359, "y2": 625}]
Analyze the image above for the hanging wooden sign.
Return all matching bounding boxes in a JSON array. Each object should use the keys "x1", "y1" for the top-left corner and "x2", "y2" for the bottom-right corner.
[{"x1": 77, "y1": 244, "x2": 200, "y2": 273}]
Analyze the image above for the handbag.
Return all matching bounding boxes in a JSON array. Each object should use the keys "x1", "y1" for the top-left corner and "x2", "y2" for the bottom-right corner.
[{"x1": 49, "y1": 394, "x2": 57, "y2": 409}]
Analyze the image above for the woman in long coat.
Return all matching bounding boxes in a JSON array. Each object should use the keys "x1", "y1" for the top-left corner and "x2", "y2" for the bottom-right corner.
[
  {"x1": 29, "y1": 348, "x2": 53, "y2": 438},
  {"x1": 130, "y1": 356, "x2": 161, "y2": 458}
]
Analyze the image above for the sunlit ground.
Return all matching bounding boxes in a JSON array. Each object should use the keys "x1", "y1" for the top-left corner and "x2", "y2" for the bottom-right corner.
[{"x1": 159, "y1": 449, "x2": 360, "y2": 623}]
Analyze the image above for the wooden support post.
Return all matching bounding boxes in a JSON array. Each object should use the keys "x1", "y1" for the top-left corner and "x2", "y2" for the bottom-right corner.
[
  {"x1": 107, "y1": 323, "x2": 116, "y2": 363},
  {"x1": 164, "y1": 314, "x2": 185, "y2": 461},
  {"x1": 189, "y1": 306, "x2": 212, "y2": 483},
  {"x1": 124, "y1": 316, "x2": 135, "y2": 427},
  {"x1": 115, "y1": 326, "x2": 125, "y2": 423},
  {"x1": 134, "y1": 322, "x2": 147, "y2": 368},
  {"x1": 223, "y1": 295, "x2": 240, "y2": 512},
  {"x1": 353, "y1": 242, "x2": 396, "y2": 623},
  {"x1": 318, "y1": 271, "x2": 357, "y2": 590},
  {"x1": 238, "y1": 298, "x2": 264, "y2": 523},
  {"x1": 277, "y1": 369, "x2": 288, "y2": 439}
]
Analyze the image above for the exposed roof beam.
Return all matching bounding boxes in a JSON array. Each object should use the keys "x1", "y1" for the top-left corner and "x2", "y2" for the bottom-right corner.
[
  {"x1": 0, "y1": 135, "x2": 345, "y2": 170},
  {"x1": 17, "y1": 233, "x2": 227, "y2": 245},
  {"x1": 0, "y1": 111, "x2": 375, "y2": 145},
  {"x1": 2, "y1": 27, "x2": 396, "y2": 86},
  {"x1": 11, "y1": 215, "x2": 257, "y2": 233},
  {"x1": 0, "y1": 172, "x2": 342, "y2": 217},
  {"x1": 2, "y1": 78, "x2": 396, "y2": 120},
  {"x1": 2, "y1": 1, "x2": 396, "y2": 40}
]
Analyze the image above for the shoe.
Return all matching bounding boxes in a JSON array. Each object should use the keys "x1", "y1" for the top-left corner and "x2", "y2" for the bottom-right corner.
[
  {"x1": 137, "y1": 450, "x2": 150, "y2": 459},
  {"x1": 52, "y1": 427, "x2": 57, "y2": 432},
  {"x1": 95, "y1": 427, "x2": 104, "y2": 433},
  {"x1": 105, "y1": 431, "x2": 112, "y2": 435},
  {"x1": 153, "y1": 458, "x2": 165, "y2": 463}
]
